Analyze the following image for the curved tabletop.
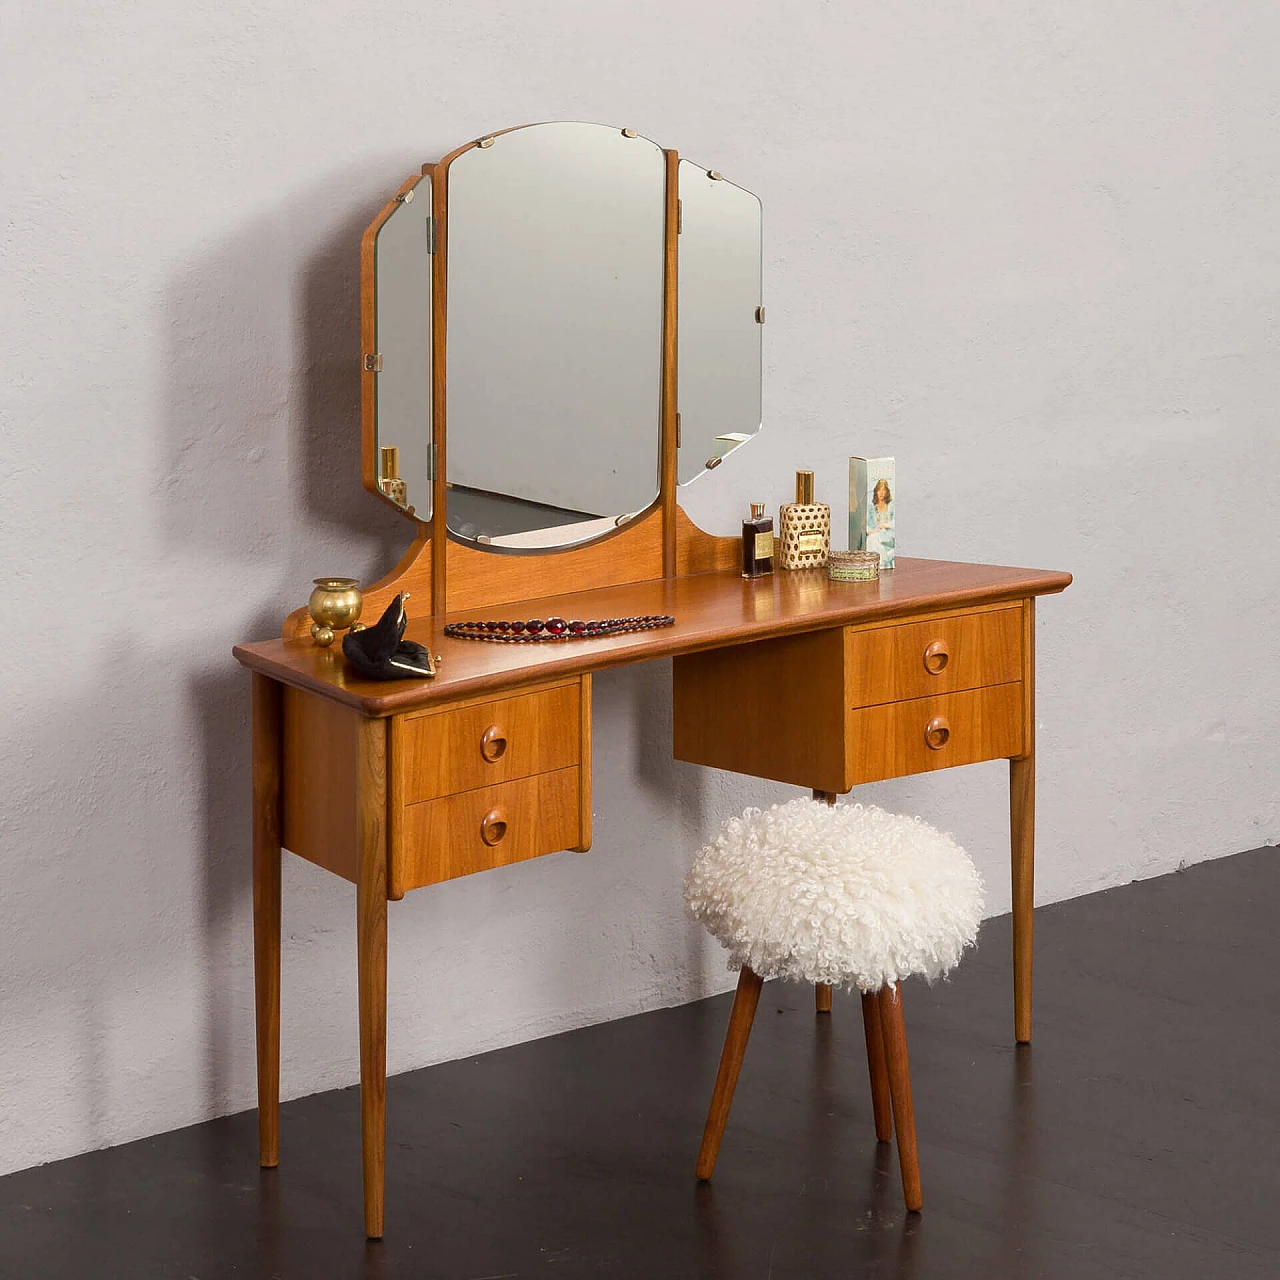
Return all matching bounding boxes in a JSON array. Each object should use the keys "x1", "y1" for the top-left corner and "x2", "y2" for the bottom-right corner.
[{"x1": 233, "y1": 557, "x2": 1072, "y2": 717}]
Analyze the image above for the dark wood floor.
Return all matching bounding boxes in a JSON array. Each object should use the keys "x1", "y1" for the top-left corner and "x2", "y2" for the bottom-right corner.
[{"x1": 2, "y1": 846, "x2": 1277, "y2": 1279}]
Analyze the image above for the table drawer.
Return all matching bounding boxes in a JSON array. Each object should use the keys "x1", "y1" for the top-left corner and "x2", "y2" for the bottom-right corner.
[
  {"x1": 845, "y1": 607, "x2": 1022, "y2": 707},
  {"x1": 395, "y1": 681, "x2": 581, "y2": 804},
  {"x1": 394, "y1": 767, "x2": 584, "y2": 891},
  {"x1": 847, "y1": 682, "x2": 1024, "y2": 786}
]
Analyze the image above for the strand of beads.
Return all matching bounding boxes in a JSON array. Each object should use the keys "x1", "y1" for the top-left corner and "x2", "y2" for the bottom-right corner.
[{"x1": 442, "y1": 615, "x2": 675, "y2": 642}]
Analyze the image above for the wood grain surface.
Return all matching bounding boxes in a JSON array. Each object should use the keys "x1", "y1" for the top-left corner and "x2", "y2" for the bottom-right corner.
[
  {"x1": 696, "y1": 966, "x2": 765, "y2": 1181},
  {"x1": 393, "y1": 767, "x2": 582, "y2": 893},
  {"x1": 844, "y1": 604, "x2": 1022, "y2": 707},
  {"x1": 877, "y1": 982, "x2": 922, "y2": 1212},
  {"x1": 845, "y1": 682, "x2": 1023, "y2": 787},
  {"x1": 251, "y1": 674, "x2": 283, "y2": 1170},
  {"x1": 236, "y1": 558, "x2": 1071, "y2": 718},
  {"x1": 673, "y1": 626, "x2": 849, "y2": 793},
  {"x1": 354, "y1": 714, "x2": 389, "y2": 1238},
  {"x1": 393, "y1": 680, "x2": 581, "y2": 804},
  {"x1": 281, "y1": 686, "x2": 362, "y2": 883},
  {"x1": 861, "y1": 990, "x2": 893, "y2": 1143},
  {"x1": 1012, "y1": 596, "x2": 1037, "y2": 1043},
  {"x1": 673, "y1": 505, "x2": 741, "y2": 576},
  {"x1": 443, "y1": 505, "x2": 664, "y2": 614}
]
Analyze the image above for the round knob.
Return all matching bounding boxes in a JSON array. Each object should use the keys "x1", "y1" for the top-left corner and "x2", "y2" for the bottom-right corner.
[
  {"x1": 479, "y1": 724, "x2": 508, "y2": 763},
  {"x1": 922, "y1": 640, "x2": 950, "y2": 675},
  {"x1": 924, "y1": 716, "x2": 951, "y2": 751},
  {"x1": 480, "y1": 808, "x2": 508, "y2": 846}
]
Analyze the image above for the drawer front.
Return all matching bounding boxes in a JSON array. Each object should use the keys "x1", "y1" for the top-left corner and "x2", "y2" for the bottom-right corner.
[
  {"x1": 396, "y1": 682, "x2": 580, "y2": 804},
  {"x1": 846, "y1": 683, "x2": 1024, "y2": 786},
  {"x1": 845, "y1": 607, "x2": 1022, "y2": 708},
  {"x1": 395, "y1": 767, "x2": 583, "y2": 891}
]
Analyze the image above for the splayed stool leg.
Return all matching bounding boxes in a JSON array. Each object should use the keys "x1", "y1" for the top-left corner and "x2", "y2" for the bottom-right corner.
[
  {"x1": 877, "y1": 982, "x2": 922, "y2": 1211},
  {"x1": 861, "y1": 990, "x2": 893, "y2": 1142},
  {"x1": 696, "y1": 967, "x2": 764, "y2": 1180}
]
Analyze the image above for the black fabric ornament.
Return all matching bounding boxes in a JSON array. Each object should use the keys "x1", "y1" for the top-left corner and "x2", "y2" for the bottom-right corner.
[{"x1": 341, "y1": 593, "x2": 436, "y2": 681}]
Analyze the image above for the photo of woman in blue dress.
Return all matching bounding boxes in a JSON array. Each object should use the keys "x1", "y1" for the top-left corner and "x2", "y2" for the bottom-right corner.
[{"x1": 867, "y1": 477, "x2": 895, "y2": 568}]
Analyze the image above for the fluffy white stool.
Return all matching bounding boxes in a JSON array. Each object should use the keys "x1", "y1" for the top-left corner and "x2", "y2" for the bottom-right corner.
[{"x1": 685, "y1": 797, "x2": 984, "y2": 1211}]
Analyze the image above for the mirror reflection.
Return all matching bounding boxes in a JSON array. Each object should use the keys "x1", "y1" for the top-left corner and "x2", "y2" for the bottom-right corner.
[
  {"x1": 444, "y1": 122, "x2": 666, "y2": 550},
  {"x1": 373, "y1": 179, "x2": 433, "y2": 518},
  {"x1": 676, "y1": 161, "x2": 763, "y2": 486}
]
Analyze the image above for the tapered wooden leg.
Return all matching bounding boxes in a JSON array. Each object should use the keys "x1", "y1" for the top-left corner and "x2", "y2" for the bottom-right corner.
[
  {"x1": 355, "y1": 716, "x2": 389, "y2": 1239},
  {"x1": 696, "y1": 966, "x2": 764, "y2": 1180},
  {"x1": 811, "y1": 791, "x2": 837, "y2": 1016},
  {"x1": 251, "y1": 674, "x2": 283, "y2": 1169},
  {"x1": 876, "y1": 983, "x2": 922, "y2": 1212},
  {"x1": 1011, "y1": 753, "x2": 1035, "y2": 1045},
  {"x1": 860, "y1": 991, "x2": 893, "y2": 1142},
  {"x1": 1011, "y1": 597, "x2": 1036, "y2": 1045}
]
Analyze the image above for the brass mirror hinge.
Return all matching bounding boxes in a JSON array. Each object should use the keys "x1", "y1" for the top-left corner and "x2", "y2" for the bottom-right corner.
[
  {"x1": 426, "y1": 215, "x2": 436, "y2": 254},
  {"x1": 364, "y1": 353, "x2": 383, "y2": 372},
  {"x1": 755, "y1": 306, "x2": 766, "y2": 324},
  {"x1": 426, "y1": 442, "x2": 437, "y2": 480},
  {"x1": 677, "y1": 199, "x2": 682, "y2": 234},
  {"x1": 675, "y1": 411, "x2": 681, "y2": 449}
]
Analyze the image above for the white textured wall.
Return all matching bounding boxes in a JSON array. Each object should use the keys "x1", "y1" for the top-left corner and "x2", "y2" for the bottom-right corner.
[{"x1": 2, "y1": 1, "x2": 1277, "y2": 1176}]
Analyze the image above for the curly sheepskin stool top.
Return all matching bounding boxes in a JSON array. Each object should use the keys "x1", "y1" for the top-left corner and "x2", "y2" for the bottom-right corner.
[
  {"x1": 685, "y1": 798, "x2": 984, "y2": 992},
  {"x1": 685, "y1": 797, "x2": 985, "y2": 1213}
]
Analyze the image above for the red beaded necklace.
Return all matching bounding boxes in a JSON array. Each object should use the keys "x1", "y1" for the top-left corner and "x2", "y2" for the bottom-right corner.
[{"x1": 443, "y1": 615, "x2": 675, "y2": 643}]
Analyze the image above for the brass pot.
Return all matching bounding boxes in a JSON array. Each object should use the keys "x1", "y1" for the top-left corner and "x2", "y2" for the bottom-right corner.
[{"x1": 308, "y1": 577, "x2": 363, "y2": 646}]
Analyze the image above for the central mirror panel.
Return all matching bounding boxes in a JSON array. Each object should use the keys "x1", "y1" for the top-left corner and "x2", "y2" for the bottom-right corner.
[{"x1": 445, "y1": 123, "x2": 666, "y2": 550}]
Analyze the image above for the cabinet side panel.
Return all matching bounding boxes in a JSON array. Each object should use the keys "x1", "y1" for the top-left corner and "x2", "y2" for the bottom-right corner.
[
  {"x1": 281, "y1": 687, "x2": 361, "y2": 883},
  {"x1": 1018, "y1": 596, "x2": 1035, "y2": 760},
  {"x1": 672, "y1": 628, "x2": 848, "y2": 793},
  {"x1": 576, "y1": 674, "x2": 593, "y2": 851}
]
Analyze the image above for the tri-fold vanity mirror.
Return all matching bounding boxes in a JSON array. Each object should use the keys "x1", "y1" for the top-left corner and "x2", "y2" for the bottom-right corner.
[
  {"x1": 239, "y1": 118, "x2": 1072, "y2": 1242},
  {"x1": 362, "y1": 121, "x2": 762, "y2": 603}
]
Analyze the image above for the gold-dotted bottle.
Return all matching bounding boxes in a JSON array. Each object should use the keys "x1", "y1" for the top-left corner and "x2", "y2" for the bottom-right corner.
[
  {"x1": 779, "y1": 470, "x2": 831, "y2": 569},
  {"x1": 380, "y1": 445, "x2": 408, "y2": 507}
]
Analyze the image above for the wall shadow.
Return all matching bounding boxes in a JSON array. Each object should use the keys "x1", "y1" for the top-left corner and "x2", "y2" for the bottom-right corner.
[{"x1": 156, "y1": 155, "x2": 450, "y2": 1130}]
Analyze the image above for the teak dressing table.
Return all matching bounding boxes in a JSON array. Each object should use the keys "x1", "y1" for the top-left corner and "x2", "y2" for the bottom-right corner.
[{"x1": 232, "y1": 122, "x2": 1071, "y2": 1238}]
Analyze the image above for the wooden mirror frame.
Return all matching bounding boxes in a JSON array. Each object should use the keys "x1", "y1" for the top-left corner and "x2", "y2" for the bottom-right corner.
[{"x1": 289, "y1": 124, "x2": 747, "y2": 639}]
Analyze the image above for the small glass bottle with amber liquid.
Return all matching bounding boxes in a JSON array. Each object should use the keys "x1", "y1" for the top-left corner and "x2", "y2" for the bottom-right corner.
[{"x1": 742, "y1": 502, "x2": 774, "y2": 578}]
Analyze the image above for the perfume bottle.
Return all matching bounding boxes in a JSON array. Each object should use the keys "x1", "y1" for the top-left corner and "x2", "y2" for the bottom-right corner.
[
  {"x1": 380, "y1": 445, "x2": 407, "y2": 507},
  {"x1": 779, "y1": 470, "x2": 831, "y2": 569},
  {"x1": 741, "y1": 502, "x2": 774, "y2": 578}
]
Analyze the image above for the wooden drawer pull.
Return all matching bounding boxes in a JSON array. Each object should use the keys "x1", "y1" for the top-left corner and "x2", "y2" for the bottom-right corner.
[
  {"x1": 480, "y1": 807, "x2": 508, "y2": 846},
  {"x1": 922, "y1": 640, "x2": 950, "y2": 675},
  {"x1": 924, "y1": 716, "x2": 951, "y2": 750},
  {"x1": 479, "y1": 724, "x2": 508, "y2": 763}
]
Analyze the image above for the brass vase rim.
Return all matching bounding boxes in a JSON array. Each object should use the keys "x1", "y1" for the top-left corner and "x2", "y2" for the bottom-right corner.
[{"x1": 313, "y1": 577, "x2": 361, "y2": 590}]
